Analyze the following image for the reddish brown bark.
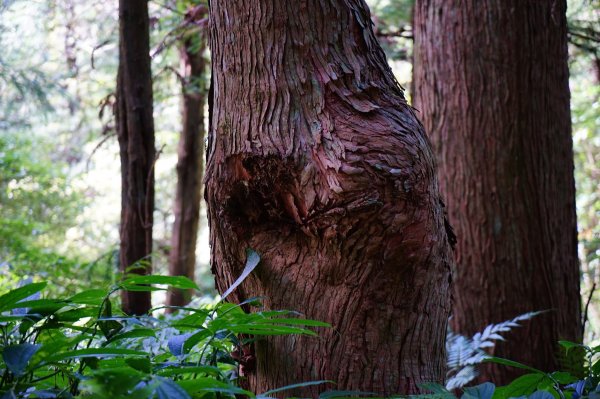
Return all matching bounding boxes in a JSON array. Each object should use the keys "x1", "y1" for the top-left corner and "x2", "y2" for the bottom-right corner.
[
  {"x1": 413, "y1": 0, "x2": 581, "y2": 383},
  {"x1": 116, "y1": 0, "x2": 155, "y2": 315},
  {"x1": 206, "y1": 0, "x2": 453, "y2": 396},
  {"x1": 167, "y1": 32, "x2": 207, "y2": 309}
]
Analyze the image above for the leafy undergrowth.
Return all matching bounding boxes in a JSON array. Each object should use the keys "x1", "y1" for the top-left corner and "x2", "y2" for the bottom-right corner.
[
  {"x1": 0, "y1": 270, "x2": 593, "y2": 399},
  {"x1": 0, "y1": 275, "x2": 344, "y2": 399},
  {"x1": 422, "y1": 341, "x2": 595, "y2": 399},
  {"x1": 446, "y1": 312, "x2": 544, "y2": 390}
]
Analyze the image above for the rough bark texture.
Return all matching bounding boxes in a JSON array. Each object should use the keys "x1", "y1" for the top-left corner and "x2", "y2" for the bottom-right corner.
[
  {"x1": 167, "y1": 33, "x2": 207, "y2": 308},
  {"x1": 206, "y1": 0, "x2": 454, "y2": 396},
  {"x1": 116, "y1": 0, "x2": 155, "y2": 315},
  {"x1": 413, "y1": 0, "x2": 581, "y2": 383}
]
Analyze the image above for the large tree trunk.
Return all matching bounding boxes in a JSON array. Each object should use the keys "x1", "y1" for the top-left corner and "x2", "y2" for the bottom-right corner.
[
  {"x1": 206, "y1": 0, "x2": 453, "y2": 396},
  {"x1": 116, "y1": 0, "x2": 155, "y2": 315},
  {"x1": 413, "y1": 0, "x2": 581, "y2": 383},
  {"x1": 167, "y1": 32, "x2": 207, "y2": 309}
]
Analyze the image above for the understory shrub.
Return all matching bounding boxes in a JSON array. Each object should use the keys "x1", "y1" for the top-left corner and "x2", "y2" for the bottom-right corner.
[{"x1": 0, "y1": 275, "x2": 346, "y2": 399}]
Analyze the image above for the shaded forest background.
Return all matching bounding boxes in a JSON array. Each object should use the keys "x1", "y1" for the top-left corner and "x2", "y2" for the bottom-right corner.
[{"x1": 0, "y1": 0, "x2": 598, "y2": 339}]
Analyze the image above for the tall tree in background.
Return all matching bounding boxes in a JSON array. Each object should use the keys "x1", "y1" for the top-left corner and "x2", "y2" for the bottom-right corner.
[
  {"x1": 116, "y1": 0, "x2": 156, "y2": 315},
  {"x1": 206, "y1": 0, "x2": 453, "y2": 395},
  {"x1": 413, "y1": 0, "x2": 581, "y2": 383},
  {"x1": 167, "y1": 4, "x2": 208, "y2": 308}
]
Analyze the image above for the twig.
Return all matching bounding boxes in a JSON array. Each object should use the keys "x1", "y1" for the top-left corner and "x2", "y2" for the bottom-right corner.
[
  {"x1": 91, "y1": 40, "x2": 112, "y2": 70},
  {"x1": 569, "y1": 28, "x2": 600, "y2": 44},
  {"x1": 151, "y1": 24, "x2": 188, "y2": 58},
  {"x1": 582, "y1": 282, "x2": 597, "y2": 336},
  {"x1": 154, "y1": 65, "x2": 185, "y2": 85}
]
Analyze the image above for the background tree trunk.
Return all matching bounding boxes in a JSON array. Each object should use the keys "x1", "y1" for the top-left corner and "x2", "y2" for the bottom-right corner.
[
  {"x1": 116, "y1": 0, "x2": 155, "y2": 315},
  {"x1": 206, "y1": 0, "x2": 453, "y2": 395},
  {"x1": 413, "y1": 0, "x2": 582, "y2": 383},
  {"x1": 167, "y1": 32, "x2": 207, "y2": 309}
]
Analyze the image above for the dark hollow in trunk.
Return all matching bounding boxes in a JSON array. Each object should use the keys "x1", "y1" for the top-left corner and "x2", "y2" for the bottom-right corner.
[
  {"x1": 206, "y1": 0, "x2": 454, "y2": 395},
  {"x1": 167, "y1": 35, "x2": 207, "y2": 308},
  {"x1": 116, "y1": 0, "x2": 156, "y2": 315},
  {"x1": 413, "y1": 0, "x2": 581, "y2": 383}
]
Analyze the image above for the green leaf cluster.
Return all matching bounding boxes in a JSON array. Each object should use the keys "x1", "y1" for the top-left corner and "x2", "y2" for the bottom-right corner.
[{"x1": 0, "y1": 276, "x2": 331, "y2": 398}]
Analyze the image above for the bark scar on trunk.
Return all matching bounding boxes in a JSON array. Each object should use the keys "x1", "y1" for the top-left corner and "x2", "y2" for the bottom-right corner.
[{"x1": 220, "y1": 152, "x2": 412, "y2": 239}]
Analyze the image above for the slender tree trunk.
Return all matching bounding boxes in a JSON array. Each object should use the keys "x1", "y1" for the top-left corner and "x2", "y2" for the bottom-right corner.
[
  {"x1": 116, "y1": 0, "x2": 155, "y2": 315},
  {"x1": 206, "y1": 0, "x2": 453, "y2": 395},
  {"x1": 167, "y1": 33, "x2": 207, "y2": 308},
  {"x1": 413, "y1": 0, "x2": 581, "y2": 383}
]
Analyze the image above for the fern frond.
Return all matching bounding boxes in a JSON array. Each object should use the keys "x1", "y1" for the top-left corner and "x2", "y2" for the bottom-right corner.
[{"x1": 445, "y1": 311, "x2": 542, "y2": 390}]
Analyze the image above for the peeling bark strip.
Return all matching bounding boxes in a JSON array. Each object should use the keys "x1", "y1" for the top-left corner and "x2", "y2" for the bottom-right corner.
[
  {"x1": 167, "y1": 32, "x2": 207, "y2": 309},
  {"x1": 413, "y1": 0, "x2": 581, "y2": 383},
  {"x1": 206, "y1": 0, "x2": 453, "y2": 395},
  {"x1": 116, "y1": 0, "x2": 155, "y2": 315}
]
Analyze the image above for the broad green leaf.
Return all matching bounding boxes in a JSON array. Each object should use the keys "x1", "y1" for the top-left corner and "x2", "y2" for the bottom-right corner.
[
  {"x1": 43, "y1": 348, "x2": 147, "y2": 363},
  {"x1": 0, "y1": 282, "x2": 47, "y2": 312},
  {"x1": 8, "y1": 298, "x2": 65, "y2": 311},
  {"x1": 253, "y1": 310, "x2": 300, "y2": 318},
  {"x1": 69, "y1": 289, "x2": 107, "y2": 305},
  {"x1": 172, "y1": 311, "x2": 211, "y2": 328},
  {"x1": 120, "y1": 275, "x2": 198, "y2": 290},
  {"x1": 558, "y1": 340, "x2": 584, "y2": 350},
  {"x1": 182, "y1": 329, "x2": 212, "y2": 353},
  {"x1": 2, "y1": 343, "x2": 40, "y2": 376},
  {"x1": 155, "y1": 377, "x2": 192, "y2": 399},
  {"x1": 82, "y1": 366, "x2": 146, "y2": 396},
  {"x1": 224, "y1": 324, "x2": 318, "y2": 336},
  {"x1": 216, "y1": 301, "x2": 250, "y2": 315},
  {"x1": 116, "y1": 285, "x2": 164, "y2": 292},
  {"x1": 177, "y1": 377, "x2": 254, "y2": 397},
  {"x1": 493, "y1": 373, "x2": 545, "y2": 399},
  {"x1": 462, "y1": 383, "x2": 495, "y2": 399},
  {"x1": 558, "y1": 341, "x2": 588, "y2": 355},
  {"x1": 484, "y1": 357, "x2": 545, "y2": 374},
  {"x1": 30, "y1": 334, "x2": 74, "y2": 365},
  {"x1": 592, "y1": 357, "x2": 600, "y2": 376},
  {"x1": 99, "y1": 299, "x2": 123, "y2": 339},
  {"x1": 220, "y1": 248, "x2": 260, "y2": 301},
  {"x1": 550, "y1": 371, "x2": 577, "y2": 384},
  {"x1": 83, "y1": 357, "x2": 100, "y2": 370},
  {"x1": 91, "y1": 357, "x2": 129, "y2": 369},
  {"x1": 97, "y1": 316, "x2": 144, "y2": 324},
  {"x1": 54, "y1": 307, "x2": 97, "y2": 322},
  {"x1": 156, "y1": 365, "x2": 222, "y2": 377},
  {"x1": 168, "y1": 333, "x2": 193, "y2": 356},
  {"x1": 106, "y1": 328, "x2": 156, "y2": 343},
  {"x1": 125, "y1": 357, "x2": 152, "y2": 373}
]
